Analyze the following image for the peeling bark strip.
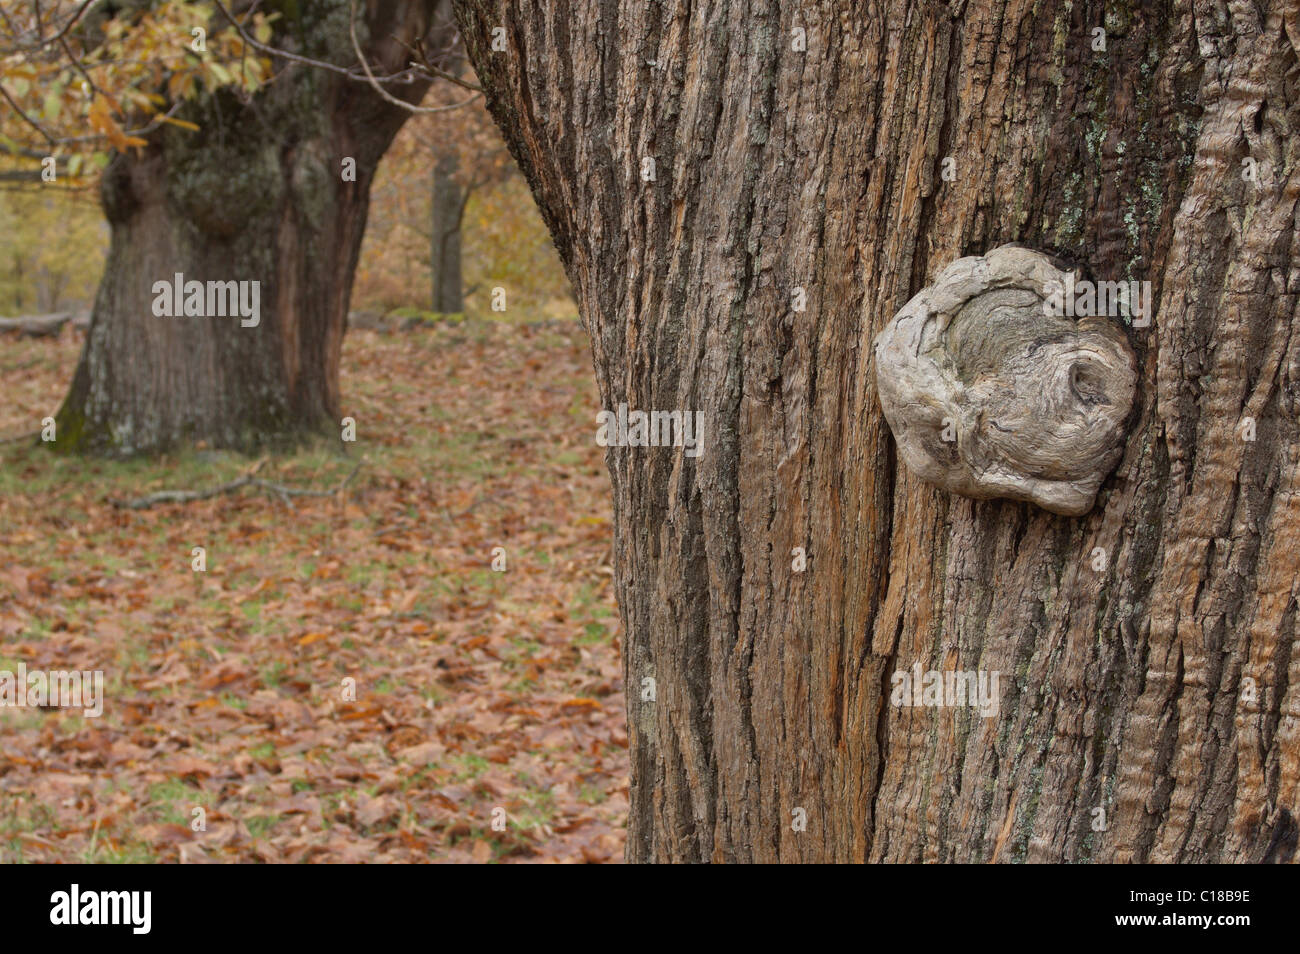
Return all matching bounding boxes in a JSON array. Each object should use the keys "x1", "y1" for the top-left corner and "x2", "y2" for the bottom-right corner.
[
  {"x1": 454, "y1": 0, "x2": 1300, "y2": 862},
  {"x1": 874, "y1": 246, "x2": 1137, "y2": 516},
  {"x1": 55, "y1": 0, "x2": 454, "y2": 455}
]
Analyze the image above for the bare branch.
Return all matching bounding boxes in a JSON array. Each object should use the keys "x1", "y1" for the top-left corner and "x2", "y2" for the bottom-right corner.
[
  {"x1": 209, "y1": 0, "x2": 481, "y2": 101},
  {"x1": 2, "y1": 0, "x2": 97, "y2": 52},
  {"x1": 108, "y1": 458, "x2": 365, "y2": 510},
  {"x1": 0, "y1": 81, "x2": 57, "y2": 145},
  {"x1": 347, "y1": 0, "x2": 478, "y2": 114}
]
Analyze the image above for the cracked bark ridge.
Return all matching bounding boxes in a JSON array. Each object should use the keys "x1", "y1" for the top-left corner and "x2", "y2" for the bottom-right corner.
[{"x1": 874, "y1": 246, "x2": 1138, "y2": 516}]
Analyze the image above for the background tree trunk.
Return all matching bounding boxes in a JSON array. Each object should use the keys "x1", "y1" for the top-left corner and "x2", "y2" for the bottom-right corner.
[
  {"x1": 455, "y1": 0, "x2": 1300, "y2": 862},
  {"x1": 55, "y1": 0, "x2": 452, "y2": 455},
  {"x1": 430, "y1": 149, "x2": 465, "y2": 313}
]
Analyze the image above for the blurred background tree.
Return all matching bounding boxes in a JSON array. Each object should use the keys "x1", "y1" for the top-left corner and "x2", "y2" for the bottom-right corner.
[
  {"x1": 0, "y1": 3, "x2": 572, "y2": 327},
  {"x1": 352, "y1": 74, "x2": 572, "y2": 321},
  {"x1": 0, "y1": 0, "x2": 264, "y2": 317}
]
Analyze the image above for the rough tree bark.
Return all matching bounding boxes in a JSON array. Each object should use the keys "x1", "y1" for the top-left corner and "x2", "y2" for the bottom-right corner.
[
  {"x1": 430, "y1": 148, "x2": 466, "y2": 313},
  {"x1": 55, "y1": 0, "x2": 453, "y2": 454},
  {"x1": 454, "y1": 0, "x2": 1300, "y2": 862}
]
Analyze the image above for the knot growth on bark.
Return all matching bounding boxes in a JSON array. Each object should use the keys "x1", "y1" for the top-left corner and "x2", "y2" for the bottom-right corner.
[{"x1": 874, "y1": 246, "x2": 1138, "y2": 516}]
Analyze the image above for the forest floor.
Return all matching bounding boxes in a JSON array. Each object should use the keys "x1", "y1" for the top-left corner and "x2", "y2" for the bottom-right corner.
[{"x1": 0, "y1": 317, "x2": 627, "y2": 863}]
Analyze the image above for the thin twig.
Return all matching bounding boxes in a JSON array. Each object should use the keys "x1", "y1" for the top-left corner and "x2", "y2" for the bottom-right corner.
[
  {"x1": 210, "y1": 0, "x2": 481, "y2": 96},
  {"x1": 6, "y1": 0, "x2": 99, "y2": 53},
  {"x1": 59, "y1": 33, "x2": 106, "y2": 102},
  {"x1": 347, "y1": 0, "x2": 479, "y2": 113},
  {"x1": 0, "y1": 81, "x2": 57, "y2": 145}
]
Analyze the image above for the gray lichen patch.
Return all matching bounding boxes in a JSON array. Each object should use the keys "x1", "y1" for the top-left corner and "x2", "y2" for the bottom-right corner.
[{"x1": 874, "y1": 246, "x2": 1137, "y2": 516}]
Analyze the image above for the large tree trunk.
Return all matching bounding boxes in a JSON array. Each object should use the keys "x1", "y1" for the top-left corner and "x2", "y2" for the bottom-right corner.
[
  {"x1": 430, "y1": 149, "x2": 465, "y2": 313},
  {"x1": 455, "y1": 0, "x2": 1300, "y2": 862},
  {"x1": 55, "y1": 0, "x2": 452, "y2": 455}
]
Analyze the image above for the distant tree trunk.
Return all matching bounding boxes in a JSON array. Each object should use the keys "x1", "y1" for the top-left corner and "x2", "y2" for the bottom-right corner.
[
  {"x1": 456, "y1": 0, "x2": 1300, "y2": 863},
  {"x1": 37, "y1": 265, "x2": 65, "y2": 313},
  {"x1": 55, "y1": 0, "x2": 452, "y2": 455},
  {"x1": 430, "y1": 149, "x2": 465, "y2": 313},
  {"x1": 10, "y1": 254, "x2": 24, "y2": 312}
]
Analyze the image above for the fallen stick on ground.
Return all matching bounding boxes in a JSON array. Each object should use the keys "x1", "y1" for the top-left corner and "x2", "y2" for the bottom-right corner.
[
  {"x1": 109, "y1": 458, "x2": 364, "y2": 510},
  {"x1": 0, "y1": 313, "x2": 72, "y2": 337}
]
